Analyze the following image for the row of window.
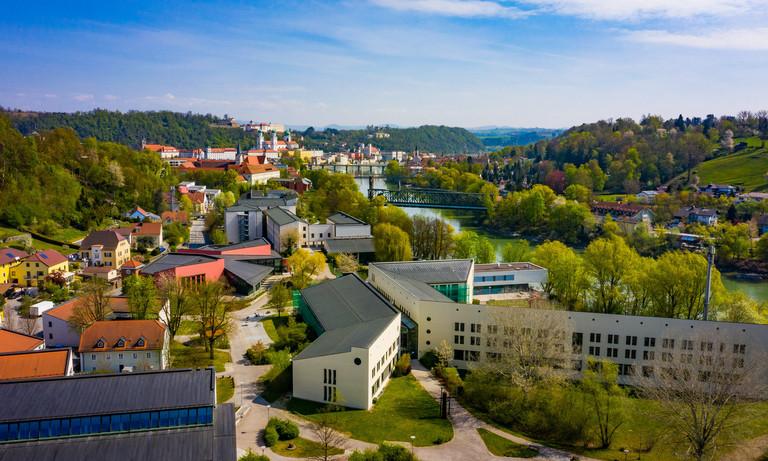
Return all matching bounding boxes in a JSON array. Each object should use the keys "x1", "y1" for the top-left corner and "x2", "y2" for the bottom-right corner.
[
  {"x1": 0, "y1": 406, "x2": 213, "y2": 443},
  {"x1": 323, "y1": 385, "x2": 338, "y2": 403},
  {"x1": 90, "y1": 352, "x2": 152, "y2": 361},
  {"x1": 473, "y1": 274, "x2": 515, "y2": 283},
  {"x1": 323, "y1": 368, "x2": 337, "y2": 385}
]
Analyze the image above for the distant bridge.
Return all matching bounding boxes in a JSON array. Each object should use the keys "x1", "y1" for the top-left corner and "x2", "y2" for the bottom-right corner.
[
  {"x1": 308, "y1": 163, "x2": 386, "y2": 177},
  {"x1": 368, "y1": 188, "x2": 488, "y2": 211}
]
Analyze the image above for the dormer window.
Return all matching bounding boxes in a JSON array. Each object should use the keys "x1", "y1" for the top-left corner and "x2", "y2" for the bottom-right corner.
[
  {"x1": 116, "y1": 337, "x2": 126, "y2": 348},
  {"x1": 136, "y1": 337, "x2": 145, "y2": 347},
  {"x1": 95, "y1": 339, "x2": 105, "y2": 348}
]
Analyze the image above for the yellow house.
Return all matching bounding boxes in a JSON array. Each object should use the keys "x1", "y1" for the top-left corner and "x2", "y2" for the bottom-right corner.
[
  {"x1": 10, "y1": 249, "x2": 69, "y2": 287},
  {"x1": 0, "y1": 248, "x2": 29, "y2": 285},
  {"x1": 79, "y1": 230, "x2": 132, "y2": 268}
]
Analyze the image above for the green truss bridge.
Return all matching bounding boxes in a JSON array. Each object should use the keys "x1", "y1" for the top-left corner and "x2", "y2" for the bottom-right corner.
[{"x1": 368, "y1": 187, "x2": 488, "y2": 211}]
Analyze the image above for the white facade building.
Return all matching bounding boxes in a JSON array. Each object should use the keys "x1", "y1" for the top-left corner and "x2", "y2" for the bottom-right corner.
[
  {"x1": 292, "y1": 274, "x2": 401, "y2": 409},
  {"x1": 78, "y1": 320, "x2": 170, "y2": 373}
]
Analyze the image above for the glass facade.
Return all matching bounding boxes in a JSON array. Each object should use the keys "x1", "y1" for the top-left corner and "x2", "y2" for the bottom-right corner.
[
  {"x1": 0, "y1": 406, "x2": 213, "y2": 444},
  {"x1": 294, "y1": 290, "x2": 324, "y2": 335},
  {"x1": 430, "y1": 283, "x2": 469, "y2": 303},
  {"x1": 474, "y1": 274, "x2": 515, "y2": 283}
]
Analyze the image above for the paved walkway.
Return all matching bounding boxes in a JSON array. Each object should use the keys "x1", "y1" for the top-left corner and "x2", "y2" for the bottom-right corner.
[{"x1": 410, "y1": 361, "x2": 595, "y2": 461}]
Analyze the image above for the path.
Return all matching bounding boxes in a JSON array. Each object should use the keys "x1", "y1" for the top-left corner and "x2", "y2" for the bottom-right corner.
[
  {"x1": 189, "y1": 218, "x2": 207, "y2": 246},
  {"x1": 410, "y1": 361, "x2": 596, "y2": 461}
]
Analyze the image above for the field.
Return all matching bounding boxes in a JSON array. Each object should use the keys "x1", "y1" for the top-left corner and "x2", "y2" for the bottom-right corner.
[
  {"x1": 216, "y1": 376, "x2": 234, "y2": 404},
  {"x1": 288, "y1": 375, "x2": 453, "y2": 447},
  {"x1": 170, "y1": 341, "x2": 231, "y2": 372},
  {"x1": 692, "y1": 138, "x2": 768, "y2": 191},
  {"x1": 477, "y1": 428, "x2": 538, "y2": 458}
]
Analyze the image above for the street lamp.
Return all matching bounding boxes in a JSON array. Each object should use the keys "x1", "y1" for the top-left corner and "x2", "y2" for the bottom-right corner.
[
  {"x1": 410, "y1": 435, "x2": 415, "y2": 456},
  {"x1": 623, "y1": 448, "x2": 630, "y2": 461}
]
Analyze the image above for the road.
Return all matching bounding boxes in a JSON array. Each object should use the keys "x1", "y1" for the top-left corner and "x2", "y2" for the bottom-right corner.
[{"x1": 189, "y1": 218, "x2": 208, "y2": 246}]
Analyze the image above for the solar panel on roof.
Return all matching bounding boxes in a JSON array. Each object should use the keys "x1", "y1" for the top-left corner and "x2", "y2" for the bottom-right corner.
[
  {"x1": 5, "y1": 252, "x2": 14, "y2": 258},
  {"x1": 39, "y1": 253, "x2": 48, "y2": 259}
]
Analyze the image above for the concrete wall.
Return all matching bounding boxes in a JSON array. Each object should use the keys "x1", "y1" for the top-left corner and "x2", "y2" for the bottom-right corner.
[
  {"x1": 307, "y1": 224, "x2": 334, "y2": 247},
  {"x1": 334, "y1": 224, "x2": 372, "y2": 238},
  {"x1": 43, "y1": 314, "x2": 80, "y2": 349}
]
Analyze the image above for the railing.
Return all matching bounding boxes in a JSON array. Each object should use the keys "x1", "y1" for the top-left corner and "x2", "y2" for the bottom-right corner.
[{"x1": 368, "y1": 188, "x2": 488, "y2": 210}]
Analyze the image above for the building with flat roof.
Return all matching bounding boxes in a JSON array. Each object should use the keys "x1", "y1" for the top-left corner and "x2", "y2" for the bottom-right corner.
[
  {"x1": 292, "y1": 274, "x2": 401, "y2": 410},
  {"x1": 224, "y1": 190, "x2": 298, "y2": 244},
  {"x1": 473, "y1": 262, "x2": 548, "y2": 296},
  {"x1": 0, "y1": 368, "x2": 235, "y2": 461}
]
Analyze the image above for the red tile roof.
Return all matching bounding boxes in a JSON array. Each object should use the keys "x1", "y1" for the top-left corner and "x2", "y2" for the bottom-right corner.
[
  {"x1": 134, "y1": 222, "x2": 162, "y2": 236},
  {"x1": 161, "y1": 211, "x2": 189, "y2": 223},
  {"x1": 79, "y1": 320, "x2": 166, "y2": 353},
  {"x1": 122, "y1": 259, "x2": 144, "y2": 269},
  {"x1": 238, "y1": 163, "x2": 279, "y2": 175},
  {"x1": 44, "y1": 298, "x2": 83, "y2": 321},
  {"x1": 0, "y1": 248, "x2": 28, "y2": 266},
  {"x1": 0, "y1": 349, "x2": 70, "y2": 381},
  {"x1": 0, "y1": 329, "x2": 44, "y2": 353},
  {"x1": 188, "y1": 191, "x2": 207, "y2": 204},
  {"x1": 26, "y1": 249, "x2": 68, "y2": 267}
]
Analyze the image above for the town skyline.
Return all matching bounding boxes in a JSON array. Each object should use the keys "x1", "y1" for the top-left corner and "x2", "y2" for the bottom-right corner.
[{"x1": 2, "y1": 0, "x2": 768, "y2": 128}]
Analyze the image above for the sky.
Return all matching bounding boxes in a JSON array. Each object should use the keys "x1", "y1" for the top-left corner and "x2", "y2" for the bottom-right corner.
[{"x1": 1, "y1": 0, "x2": 768, "y2": 128}]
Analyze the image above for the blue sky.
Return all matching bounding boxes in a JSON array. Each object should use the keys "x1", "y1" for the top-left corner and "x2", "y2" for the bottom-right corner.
[{"x1": 1, "y1": 0, "x2": 767, "y2": 128}]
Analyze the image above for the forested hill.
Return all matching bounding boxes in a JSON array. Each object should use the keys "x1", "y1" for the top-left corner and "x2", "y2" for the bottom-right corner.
[
  {"x1": 301, "y1": 125, "x2": 484, "y2": 154},
  {"x1": 4, "y1": 108, "x2": 484, "y2": 154}
]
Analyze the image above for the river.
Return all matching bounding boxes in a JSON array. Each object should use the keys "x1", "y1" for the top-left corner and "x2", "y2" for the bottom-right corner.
[{"x1": 356, "y1": 177, "x2": 768, "y2": 303}]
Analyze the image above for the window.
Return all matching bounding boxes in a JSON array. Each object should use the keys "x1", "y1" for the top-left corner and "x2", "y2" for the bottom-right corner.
[
  {"x1": 133, "y1": 353, "x2": 137, "y2": 359},
  {"x1": 453, "y1": 350, "x2": 467, "y2": 361},
  {"x1": 118, "y1": 353, "x2": 123, "y2": 360},
  {"x1": 606, "y1": 347, "x2": 618, "y2": 358},
  {"x1": 467, "y1": 351, "x2": 480, "y2": 361},
  {"x1": 91, "y1": 354, "x2": 96, "y2": 360},
  {"x1": 96, "y1": 339, "x2": 104, "y2": 348},
  {"x1": 733, "y1": 344, "x2": 746, "y2": 354},
  {"x1": 682, "y1": 339, "x2": 694, "y2": 351},
  {"x1": 588, "y1": 346, "x2": 600, "y2": 356},
  {"x1": 146, "y1": 352, "x2": 151, "y2": 358},
  {"x1": 643, "y1": 350, "x2": 655, "y2": 361},
  {"x1": 454, "y1": 335, "x2": 464, "y2": 345},
  {"x1": 454, "y1": 322, "x2": 465, "y2": 332},
  {"x1": 624, "y1": 349, "x2": 637, "y2": 360},
  {"x1": 49, "y1": 333, "x2": 53, "y2": 339},
  {"x1": 488, "y1": 324, "x2": 498, "y2": 335},
  {"x1": 680, "y1": 353, "x2": 693, "y2": 364},
  {"x1": 733, "y1": 357, "x2": 745, "y2": 368},
  {"x1": 619, "y1": 364, "x2": 635, "y2": 376},
  {"x1": 662, "y1": 352, "x2": 674, "y2": 362},
  {"x1": 662, "y1": 338, "x2": 675, "y2": 349},
  {"x1": 625, "y1": 336, "x2": 638, "y2": 346},
  {"x1": 644, "y1": 337, "x2": 656, "y2": 348},
  {"x1": 48, "y1": 321, "x2": 52, "y2": 328},
  {"x1": 137, "y1": 338, "x2": 145, "y2": 347},
  {"x1": 470, "y1": 336, "x2": 481, "y2": 346},
  {"x1": 700, "y1": 341, "x2": 713, "y2": 352},
  {"x1": 572, "y1": 332, "x2": 583, "y2": 354},
  {"x1": 470, "y1": 323, "x2": 481, "y2": 334},
  {"x1": 607, "y1": 334, "x2": 619, "y2": 344},
  {"x1": 589, "y1": 333, "x2": 601, "y2": 343},
  {"x1": 642, "y1": 366, "x2": 654, "y2": 378}
]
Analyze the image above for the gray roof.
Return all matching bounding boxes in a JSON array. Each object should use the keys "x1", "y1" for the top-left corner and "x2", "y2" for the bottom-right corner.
[
  {"x1": 0, "y1": 405, "x2": 235, "y2": 461},
  {"x1": 140, "y1": 253, "x2": 220, "y2": 275},
  {"x1": 323, "y1": 237, "x2": 375, "y2": 254},
  {"x1": 371, "y1": 259, "x2": 473, "y2": 284},
  {"x1": 264, "y1": 207, "x2": 304, "y2": 226},
  {"x1": 227, "y1": 190, "x2": 298, "y2": 212},
  {"x1": 294, "y1": 274, "x2": 399, "y2": 360},
  {"x1": 197, "y1": 238, "x2": 270, "y2": 251},
  {"x1": 327, "y1": 212, "x2": 367, "y2": 225},
  {"x1": 80, "y1": 230, "x2": 126, "y2": 250},
  {"x1": 0, "y1": 368, "x2": 216, "y2": 422},
  {"x1": 223, "y1": 260, "x2": 272, "y2": 286}
]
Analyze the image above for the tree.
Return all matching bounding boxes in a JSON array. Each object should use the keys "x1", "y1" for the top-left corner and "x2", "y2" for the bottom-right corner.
[
  {"x1": 69, "y1": 279, "x2": 112, "y2": 332},
  {"x1": 281, "y1": 229, "x2": 300, "y2": 256},
  {"x1": 15, "y1": 296, "x2": 38, "y2": 336},
  {"x1": 715, "y1": 223, "x2": 752, "y2": 261},
  {"x1": 159, "y1": 274, "x2": 192, "y2": 340},
  {"x1": 532, "y1": 241, "x2": 586, "y2": 309},
  {"x1": 334, "y1": 253, "x2": 359, "y2": 274},
  {"x1": 638, "y1": 336, "x2": 766, "y2": 461},
  {"x1": 583, "y1": 237, "x2": 637, "y2": 314},
  {"x1": 179, "y1": 195, "x2": 194, "y2": 215},
  {"x1": 238, "y1": 450, "x2": 269, "y2": 461},
  {"x1": 435, "y1": 340, "x2": 453, "y2": 369},
  {"x1": 373, "y1": 223, "x2": 412, "y2": 262},
  {"x1": 549, "y1": 200, "x2": 593, "y2": 244},
  {"x1": 581, "y1": 359, "x2": 625, "y2": 448},
  {"x1": 123, "y1": 274, "x2": 158, "y2": 320},
  {"x1": 308, "y1": 409, "x2": 346, "y2": 461},
  {"x1": 564, "y1": 184, "x2": 591, "y2": 203},
  {"x1": 286, "y1": 248, "x2": 328, "y2": 289},
  {"x1": 268, "y1": 283, "x2": 291, "y2": 317},
  {"x1": 756, "y1": 233, "x2": 768, "y2": 261},
  {"x1": 501, "y1": 240, "x2": 531, "y2": 262},
  {"x1": 192, "y1": 281, "x2": 231, "y2": 359},
  {"x1": 410, "y1": 216, "x2": 454, "y2": 260},
  {"x1": 452, "y1": 230, "x2": 495, "y2": 263}
]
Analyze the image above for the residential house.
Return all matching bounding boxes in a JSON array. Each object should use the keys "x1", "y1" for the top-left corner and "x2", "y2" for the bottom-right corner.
[
  {"x1": 120, "y1": 259, "x2": 144, "y2": 278},
  {"x1": 124, "y1": 206, "x2": 161, "y2": 222},
  {"x1": 142, "y1": 143, "x2": 180, "y2": 159},
  {"x1": 0, "y1": 368, "x2": 236, "y2": 460},
  {"x1": 271, "y1": 177, "x2": 312, "y2": 194},
  {"x1": 700, "y1": 183, "x2": 737, "y2": 198},
  {"x1": 0, "y1": 248, "x2": 27, "y2": 284},
  {"x1": 590, "y1": 201, "x2": 654, "y2": 234},
  {"x1": 161, "y1": 210, "x2": 189, "y2": 225},
  {"x1": 79, "y1": 320, "x2": 169, "y2": 373},
  {"x1": 635, "y1": 190, "x2": 660, "y2": 203},
  {"x1": 119, "y1": 222, "x2": 164, "y2": 250},
  {"x1": 0, "y1": 328, "x2": 44, "y2": 353},
  {"x1": 188, "y1": 191, "x2": 210, "y2": 215},
  {"x1": 238, "y1": 162, "x2": 280, "y2": 186},
  {"x1": 0, "y1": 349, "x2": 74, "y2": 381},
  {"x1": 10, "y1": 249, "x2": 69, "y2": 287},
  {"x1": 81, "y1": 266, "x2": 121, "y2": 287},
  {"x1": 292, "y1": 274, "x2": 401, "y2": 410},
  {"x1": 80, "y1": 230, "x2": 132, "y2": 268},
  {"x1": 674, "y1": 206, "x2": 718, "y2": 226},
  {"x1": 43, "y1": 298, "x2": 83, "y2": 349}
]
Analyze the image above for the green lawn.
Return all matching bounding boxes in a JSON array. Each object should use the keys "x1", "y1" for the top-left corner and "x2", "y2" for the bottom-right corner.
[
  {"x1": 260, "y1": 316, "x2": 293, "y2": 342},
  {"x1": 176, "y1": 320, "x2": 200, "y2": 336},
  {"x1": 271, "y1": 437, "x2": 343, "y2": 458},
  {"x1": 217, "y1": 376, "x2": 234, "y2": 404},
  {"x1": 46, "y1": 227, "x2": 87, "y2": 244},
  {"x1": 692, "y1": 142, "x2": 768, "y2": 191},
  {"x1": 477, "y1": 428, "x2": 538, "y2": 458},
  {"x1": 288, "y1": 375, "x2": 453, "y2": 446},
  {"x1": 170, "y1": 341, "x2": 230, "y2": 372}
]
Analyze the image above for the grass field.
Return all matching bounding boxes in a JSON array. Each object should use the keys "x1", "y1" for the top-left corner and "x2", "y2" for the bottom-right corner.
[
  {"x1": 176, "y1": 320, "x2": 200, "y2": 336},
  {"x1": 288, "y1": 375, "x2": 453, "y2": 447},
  {"x1": 477, "y1": 428, "x2": 538, "y2": 458},
  {"x1": 271, "y1": 437, "x2": 343, "y2": 458},
  {"x1": 216, "y1": 376, "x2": 234, "y2": 404},
  {"x1": 692, "y1": 139, "x2": 768, "y2": 191},
  {"x1": 260, "y1": 316, "x2": 292, "y2": 342},
  {"x1": 170, "y1": 341, "x2": 231, "y2": 372}
]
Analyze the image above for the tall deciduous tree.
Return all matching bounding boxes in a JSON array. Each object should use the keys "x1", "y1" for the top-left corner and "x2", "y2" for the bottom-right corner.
[
  {"x1": 268, "y1": 283, "x2": 291, "y2": 317},
  {"x1": 69, "y1": 279, "x2": 112, "y2": 332},
  {"x1": 159, "y1": 274, "x2": 192, "y2": 340},
  {"x1": 584, "y1": 237, "x2": 637, "y2": 314},
  {"x1": 333, "y1": 253, "x2": 359, "y2": 275},
  {"x1": 192, "y1": 281, "x2": 231, "y2": 359},
  {"x1": 286, "y1": 248, "x2": 328, "y2": 289},
  {"x1": 124, "y1": 274, "x2": 158, "y2": 320},
  {"x1": 532, "y1": 241, "x2": 586, "y2": 309},
  {"x1": 581, "y1": 359, "x2": 625, "y2": 448},
  {"x1": 373, "y1": 223, "x2": 412, "y2": 262}
]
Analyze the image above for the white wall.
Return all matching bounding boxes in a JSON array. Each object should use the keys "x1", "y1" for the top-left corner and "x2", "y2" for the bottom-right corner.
[
  {"x1": 334, "y1": 224, "x2": 372, "y2": 238},
  {"x1": 307, "y1": 224, "x2": 334, "y2": 247},
  {"x1": 81, "y1": 348, "x2": 163, "y2": 373},
  {"x1": 43, "y1": 314, "x2": 80, "y2": 349}
]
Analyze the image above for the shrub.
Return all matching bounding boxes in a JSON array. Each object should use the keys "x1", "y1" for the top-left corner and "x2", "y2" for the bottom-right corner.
[
  {"x1": 265, "y1": 348, "x2": 292, "y2": 367},
  {"x1": 419, "y1": 351, "x2": 438, "y2": 370},
  {"x1": 238, "y1": 449, "x2": 270, "y2": 461},
  {"x1": 263, "y1": 426, "x2": 278, "y2": 447},
  {"x1": 435, "y1": 366, "x2": 463, "y2": 394},
  {"x1": 394, "y1": 353, "x2": 411, "y2": 377},
  {"x1": 245, "y1": 341, "x2": 269, "y2": 365},
  {"x1": 349, "y1": 443, "x2": 418, "y2": 461},
  {"x1": 267, "y1": 417, "x2": 299, "y2": 440}
]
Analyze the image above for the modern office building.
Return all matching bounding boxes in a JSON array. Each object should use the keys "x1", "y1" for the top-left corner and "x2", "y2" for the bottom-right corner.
[
  {"x1": 224, "y1": 190, "x2": 298, "y2": 244},
  {"x1": 472, "y1": 262, "x2": 548, "y2": 296},
  {"x1": 0, "y1": 368, "x2": 235, "y2": 461},
  {"x1": 292, "y1": 274, "x2": 401, "y2": 410}
]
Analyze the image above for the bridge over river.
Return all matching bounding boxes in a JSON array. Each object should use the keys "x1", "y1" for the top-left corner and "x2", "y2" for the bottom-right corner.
[{"x1": 368, "y1": 186, "x2": 488, "y2": 211}]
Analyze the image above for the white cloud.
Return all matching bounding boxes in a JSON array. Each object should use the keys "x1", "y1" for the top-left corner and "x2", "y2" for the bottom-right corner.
[
  {"x1": 73, "y1": 93, "x2": 94, "y2": 101},
  {"x1": 519, "y1": 0, "x2": 764, "y2": 20},
  {"x1": 626, "y1": 27, "x2": 768, "y2": 50},
  {"x1": 103, "y1": 94, "x2": 119, "y2": 101},
  {"x1": 44, "y1": 93, "x2": 57, "y2": 99},
  {"x1": 370, "y1": 0, "x2": 529, "y2": 19}
]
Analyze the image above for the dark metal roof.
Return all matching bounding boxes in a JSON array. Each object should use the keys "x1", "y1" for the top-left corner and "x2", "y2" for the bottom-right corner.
[
  {"x1": 223, "y1": 260, "x2": 272, "y2": 285},
  {"x1": 327, "y1": 211, "x2": 367, "y2": 225},
  {"x1": 0, "y1": 368, "x2": 216, "y2": 422},
  {"x1": 264, "y1": 207, "x2": 303, "y2": 226},
  {"x1": 323, "y1": 237, "x2": 375, "y2": 255},
  {"x1": 140, "y1": 253, "x2": 220, "y2": 275},
  {"x1": 371, "y1": 259, "x2": 473, "y2": 284},
  {"x1": 0, "y1": 405, "x2": 235, "y2": 461},
  {"x1": 294, "y1": 274, "x2": 399, "y2": 360},
  {"x1": 227, "y1": 190, "x2": 298, "y2": 211},
  {"x1": 197, "y1": 239, "x2": 271, "y2": 251}
]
